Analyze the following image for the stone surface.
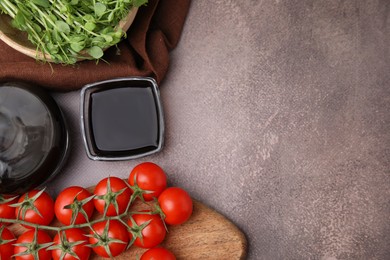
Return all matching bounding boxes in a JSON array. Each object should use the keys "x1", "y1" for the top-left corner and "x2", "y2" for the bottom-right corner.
[{"x1": 52, "y1": 0, "x2": 390, "y2": 259}]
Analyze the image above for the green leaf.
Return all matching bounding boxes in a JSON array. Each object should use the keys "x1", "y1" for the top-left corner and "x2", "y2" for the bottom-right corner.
[
  {"x1": 32, "y1": 23, "x2": 42, "y2": 33},
  {"x1": 56, "y1": 21, "x2": 70, "y2": 34},
  {"x1": 47, "y1": 43, "x2": 59, "y2": 54},
  {"x1": 32, "y1": 0, "x2": 50, "y2": 8},
  {"x1": 69, "y1": 35, "x2": 86, "y2": 42},
  {"x1": 52, "y1": 30, "x2": 62, "y2": 42},
  {"x1": 49, "y1": 14, "x2": 58, "y2": 22},
  {"x1": 12, "y1": 11, "x2": 26, "y2": 30},
  {"x1": 85, "y1": 21, "x2": 96, "y2": 31},
  {"x1": 87, "y1": 46, "x2": 103, "y2": 59},
  {"x1": 103, "y1": 35, "x2": 113, "y2": 43},
  {"x1": 83, "y1": 14, "x2": 95, "y2": 22},
  {"x1": 66, "y1": 16, "x2": 73, "y2": 25},
  {"x1": 107, "y1": 11, "x2": 114, "y2": 22},
  {"x1": 70, "y1": 42, "x2": 85, "y2": 52},
  {"x1": 133, "y1": 0, "x2": 148, "y2": 7},
  {"x1": 75, "y1": 26, "x2": 82, "y2": 34},
  {"x1": 94, "y1": 2, "x2": 106, "y2": 17},
  {"x1": 60, "y1": 5, "x2": 68, "y2": 13}
]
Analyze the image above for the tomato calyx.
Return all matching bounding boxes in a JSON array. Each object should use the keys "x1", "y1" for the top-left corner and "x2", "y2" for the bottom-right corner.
[
  {"x1": 95, "y1": 178, "x2": 128, "y2": 217},
  {"x1": 48, "y1": 231, "x2": 85, "y2": 260},
  {"x1": 0, "y1": 194, "x2": 18, "y2": 204},
  {"x1": 87, "y1": 220, "x2": 127, "y2": 258},
  {"x1": 13, "y1": 229, "x2": 53, "y2": 259},
  {"x1": 12, "y1": 189, "x2": 46, "y2": 220},
  {"x1": 128, "y1": 174, "x2": 155, "y2": 204},
  {"x1": 126, "y1": 216, "x2": 152, "y2": 249},
  {"x1": 150, "y1": 200, "x2": 168, "y2": 231},
  {"x1": 63, "y1": 192, "x2": 95, "y2": 225},
  {"x1": 0, "y1": 225, "x2": 15, "y2": 246}
]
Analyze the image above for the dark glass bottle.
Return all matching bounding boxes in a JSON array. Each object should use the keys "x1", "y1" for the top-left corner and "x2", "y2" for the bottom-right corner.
[{"x1": 0, "y1": 82, "x2": 69, "y2": 194}]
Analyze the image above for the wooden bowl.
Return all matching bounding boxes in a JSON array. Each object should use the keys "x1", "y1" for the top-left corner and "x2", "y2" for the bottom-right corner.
[{"x1": 0, "y1": 8, "x2": 138, "y2": 62}]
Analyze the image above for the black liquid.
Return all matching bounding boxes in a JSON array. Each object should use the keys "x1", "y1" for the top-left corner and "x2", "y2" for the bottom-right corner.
[{"x1": 89, "y1": 83, "x2": 159, "y2": 157}]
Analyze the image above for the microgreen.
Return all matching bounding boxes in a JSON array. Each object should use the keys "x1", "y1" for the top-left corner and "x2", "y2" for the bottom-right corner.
[{"x1": 0, "y1": 0, "x2": 148, "y2": 64}]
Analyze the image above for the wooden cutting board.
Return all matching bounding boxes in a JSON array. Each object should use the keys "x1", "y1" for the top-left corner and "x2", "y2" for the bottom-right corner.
[{"x1": 10, "y1": 197, "x2": 247, "y2": 260}]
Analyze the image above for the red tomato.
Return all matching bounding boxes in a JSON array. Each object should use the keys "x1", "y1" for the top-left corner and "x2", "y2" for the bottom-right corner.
[
  {"x1": 0, "y1": 195, "x2": 18, "y2": 224},
  {"x1": 54, "y1": 186, "x2": 94, "y2": 225},
  {"x1": 158, "y1": 187, "x2": 193, "y2": 225},
  {"x1": 89, "y1": 220, "x2": 129, "y2": 258},
  {"x1": 0, "y1": 226, "x2": 15, "y2": 260},
  {"x1": 128, "y1": 162, "x2": 167, "y2": 201},
  {"x1": 128, "y1": 212, "x2": 166, "y2": 248},
  {"x1": 14, "y1": 229, "x2": 52, "y2": 260},
  {"x1": 140, "y1": 247, "x2": 176, "y2": 260},
  {"x1": 14, "y1": 189, "x2": 54, "y2": 228},
  {"x1": 93, "y1": 177, "x2": 131, "y2": 216},
  {"x1": 52, "y1": 228, "x2": 91, "y2": 260}
]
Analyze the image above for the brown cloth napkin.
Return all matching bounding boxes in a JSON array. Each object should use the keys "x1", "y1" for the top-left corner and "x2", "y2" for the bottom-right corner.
[{"x1": 0, "y1": 0, "x2": 191, "y2": 91}]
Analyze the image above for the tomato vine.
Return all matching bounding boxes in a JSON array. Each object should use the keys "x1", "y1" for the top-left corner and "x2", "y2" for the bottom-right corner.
[{"x1": 0, "y1": 162, "x2": 192, "y2": 259}]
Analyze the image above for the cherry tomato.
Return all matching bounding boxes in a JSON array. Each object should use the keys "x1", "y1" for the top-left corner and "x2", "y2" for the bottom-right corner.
[
  {"x1": 158, "y1": 187, "x2": 193, "y2": 225},
  {"x1": 128, "y1": 162, "x2": 167, "y2": 201},
  {"x1": 128, "y1": 212, "x2": 166, "y2": 248},
  {"x1": 52, "y1": 228, "x2": 91, "y2": 260},
  {"x1": 93, "y1": 177, "x2": 131, "y2": 216},
  {"x1": 0, "y1": 225, "x2": 15, "y2": 260},
  {"x1": 0, "y1": 195, "x2": 18, "y2": 224},
  {"x1": 14, "y1": 229, "x2": 52, "y2": 260},
  {"x1": 140, "y1": 247, "x2": 176, "y2": 260},
  {"x1": 89, "y1": 219, "x2": 129, "y2": 258},
  {"x1": 54, "y1": 186, "x2": 94, "y2": 225},
  {"x1": 14, "y1": 189, "x2": 54, "y2": 228}
]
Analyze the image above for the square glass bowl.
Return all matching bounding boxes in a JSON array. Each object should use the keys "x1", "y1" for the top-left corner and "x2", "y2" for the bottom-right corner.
[{"x1": 80, "y1": 77, "x2": 164, "y2": 160}]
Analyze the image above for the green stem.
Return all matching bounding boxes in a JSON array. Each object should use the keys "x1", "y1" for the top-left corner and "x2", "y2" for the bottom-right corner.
[
  {"x1": 0, "y1": 218, "x2": 61, "y2": 232},
  {"x1": 25, "y1": 23, "x2": 51, "y2": 57},
  {"x1": 5, "y1": 1, "x2": 49, "y2": 53},
  {"x1": 29, "y1": 2, "x2": 71, "y2": 42},
  {"x1": 29, "y1": 2, "x2": 56, "y2": 28},
  {"x1": 0, "y1": 209, "x2": 149, "y2": 232},
  {"x1": 0, "y1": 0, "x2": 17, "y2": 17}
]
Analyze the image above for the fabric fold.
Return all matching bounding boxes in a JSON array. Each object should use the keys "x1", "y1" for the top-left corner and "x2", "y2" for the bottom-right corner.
[{"x1": 0, "y1": 0, "x2": 191, "y2": 91}]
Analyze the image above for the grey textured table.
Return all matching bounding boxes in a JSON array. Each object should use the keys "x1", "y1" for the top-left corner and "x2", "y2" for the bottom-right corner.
[{"x1": 51, "y1": 1, "x2": 390, "y2": 259}]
